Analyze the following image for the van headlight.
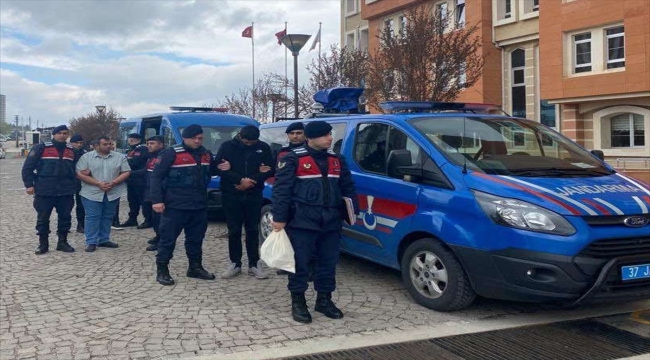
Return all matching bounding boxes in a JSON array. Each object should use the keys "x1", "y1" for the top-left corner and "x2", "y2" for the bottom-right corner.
[{"x1": 474, "y1": 191, "x2": 576, "y2": 236}]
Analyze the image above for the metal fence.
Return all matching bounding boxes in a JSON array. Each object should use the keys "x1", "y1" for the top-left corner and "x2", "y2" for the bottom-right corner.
[{"x1": 611, "y1": 157, "x2": 650, "y2": 170}]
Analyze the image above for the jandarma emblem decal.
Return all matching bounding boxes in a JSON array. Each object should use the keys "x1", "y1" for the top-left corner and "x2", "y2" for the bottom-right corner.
[{"x1": 623, "y1": 216, "x2": 649, "y2": 228}]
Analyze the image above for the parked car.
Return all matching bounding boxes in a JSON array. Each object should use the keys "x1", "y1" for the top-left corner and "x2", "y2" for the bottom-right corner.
[{"x1": 258, "y1": 87, "x2": 650, "y2": 311}]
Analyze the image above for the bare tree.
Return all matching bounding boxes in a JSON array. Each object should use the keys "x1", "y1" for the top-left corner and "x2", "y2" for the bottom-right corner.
[
  {"x1": 307, "y1": 44, "x2": 369, "y2": 91},
  {"x1": 215, "y1": 73, "x2": 292, "y2": 123},
  {"x1": 366, "y1": 4, "x2": 485, "y2": 110},
  {"x1": 69, "y1": 108, "x2": 121, "y2": 144}
]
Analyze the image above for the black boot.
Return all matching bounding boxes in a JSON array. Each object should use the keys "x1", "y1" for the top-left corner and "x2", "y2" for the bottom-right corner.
[
  {"x1": 291, "y1": 292, "x2": 312, "y2": 324},
  {"x1": 137, "y1": 221, "x2": 151, "y2": 229},
  {"x1": 56, "y1": 233, "x2": 75, "y2": 253},
  {"x1": 34, "y1": 234, "x2": 49, "y2": 255},
  {"x1": 120, "y1": 218, "x2": 138, "y2": 227},
  {"x1": 156, "y1": 262, "x2": 175, "y2": 286},
  {"x1": 147, "y1": 235, "x2": 159, "y2": 244},
  {"x1": 187, "y1": 261, "x2": 216, "y2": 280},
  {"x1": 314, "y1": 292, "x2": 344, "y2": 319}
]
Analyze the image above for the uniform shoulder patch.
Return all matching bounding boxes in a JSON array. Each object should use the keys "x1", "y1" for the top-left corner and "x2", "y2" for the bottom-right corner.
[
  {"x1": 173, "y1": 145, "x2": 185, "y2": 153},
  {"x1": 277, "y1": 161, "x2": 286, "y2": 169},
  {"x1": 44, "y1": 142, "x2": 52, "y2": 146},
  {"x1": 292, "y1": 146, "x2": 308, "y2": 156}
]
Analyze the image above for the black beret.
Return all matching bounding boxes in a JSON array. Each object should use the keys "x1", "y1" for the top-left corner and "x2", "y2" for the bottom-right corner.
[
  {"x1": 285, "y1": 122, "x2": 304, "y2": 134},
  {"x1": 70, "y1": 134, "x2": 83, "y2": 142},
  {"x1": 240, "y1": 125, "x2": 260, "y2": 140},
  {"x1": 128, "y1": 133, "x2": 142, "y2": 139},
  {"x1": 52, "y1": 125, "x2": 69, "y2": 135},
  {"x1": 147, "y1": 135, "x2": 164, "y2": 143},
  {"x1": 182, "y1": 124, "x2": 203, "y2": 138},
  {"x1": 304, "y1": 121, "x2": 332, "y2": 139}
]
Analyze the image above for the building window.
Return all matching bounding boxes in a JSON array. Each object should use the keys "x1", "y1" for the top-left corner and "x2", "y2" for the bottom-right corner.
[
  {"x1": 456, "y1": 0, "x2": 465, "y2": 27},
  {"x1": 505, "y1": 0, "x2": 512, "y2": 18},
  {"x1": 384, "y1": 18, "x2": 395, "y2": 38},
  {"x1": 458, "y1": 63, "x2": 467, "y2": 87},
  {"x1": 511, "y1": 49, "x2": 526, "y2": 118},
  {"x1": 346, "y1": 32, "x2": 355, "y2": 49},
  {"x1": 399, "y1": 16, "x2": 408, "y2": 37},
  {"x1": 346, "y1": 0, "x2": 358, "y2": 15},
  {"x1": 437, "y1": 2, "x2": 448, "y2": 22},
  {"x1": 606, "y1": 26, "x2": 625, "y2": 69},
  {"x1": 611, "y1": 113, "x2": 645, "y2": 147},
  {"x1": 533, "y1": 0, "x2": 539, "y2": 11},
  {"x1": 540, "y1": 100, "x2": 556, "y2": 128},
  {"x1": 358, "y1": 28, "x2": 369, "y2": 51},
  {"x1": 573, "y1": 33, "x2": 592, "y2": 73}
]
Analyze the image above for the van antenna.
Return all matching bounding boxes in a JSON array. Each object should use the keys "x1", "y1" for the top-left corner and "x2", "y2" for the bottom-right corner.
[{"x1": 462, "y1": 116, "x2": 468, "y2": 174}]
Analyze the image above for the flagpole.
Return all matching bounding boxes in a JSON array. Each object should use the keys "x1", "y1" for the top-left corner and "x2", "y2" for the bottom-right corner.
[
  {"x1": 284, "y1": 21, "x2": 288, "y2": 118},
  {"x1": 251, "y1": 22, "x2": 256, "y2": 120},
  {"x1": 318, "y1": 22, "x2": 322, "y2": 90}
]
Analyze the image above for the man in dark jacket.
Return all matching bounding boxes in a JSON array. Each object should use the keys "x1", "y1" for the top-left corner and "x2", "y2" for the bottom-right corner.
[
  {"x1": 271, "y1": 121, "x2": 358, "y2": 324},
  {"x1": 21, "y1": 125, "x2": 78, "y2": 254},
  {"x1": 70, "y1": 134, "x2": 86, "y2": 233},
  {"x1": 150, "y1": 125, "x2": 217, "y2": 286},
  {"x1": 215, "y1": 125, "x2": 274, "y2": 280},
  {"x1": 121, "y1": 133, "x2": 149, "y2": 228},
  {"x1": 130, "y1": 135, "x2": 165, "y2": 251}
]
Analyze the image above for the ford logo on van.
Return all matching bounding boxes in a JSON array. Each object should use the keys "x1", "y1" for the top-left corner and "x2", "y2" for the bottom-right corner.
[{"x1": 623, "y1": 216, "x2": 649, "y2": 228}]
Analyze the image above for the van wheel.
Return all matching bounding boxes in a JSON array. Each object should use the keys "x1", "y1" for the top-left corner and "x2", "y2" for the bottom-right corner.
[
  {"x1": 259, "y1": 204, "x2": 273, "y2": 244},
  {"x1": 401, "y1": 238, "x2": 476, "y2": 311}
]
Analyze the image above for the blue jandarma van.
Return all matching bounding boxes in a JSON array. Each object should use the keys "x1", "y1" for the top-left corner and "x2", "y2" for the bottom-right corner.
[
  {"x1": 259, "y1": 90, "x2": 650, "y2": 311},
  {"x1": 117, "y1": 106, "x2": 259, "y2": 211}
]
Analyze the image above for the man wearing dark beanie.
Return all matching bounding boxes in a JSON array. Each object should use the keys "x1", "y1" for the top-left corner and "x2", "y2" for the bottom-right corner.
[
  {"x1": 215, "y1": 124, "x2": 274, "y2": 280},
  {"x1": 271, "y1": 120, "x2": 358, "y2": 323},
  {"x1": 150, "y1": 124, "x2": 217, "y2": 285},
  {"x1": 21, "y1": 124, "x2": 78, "y2": 254}
]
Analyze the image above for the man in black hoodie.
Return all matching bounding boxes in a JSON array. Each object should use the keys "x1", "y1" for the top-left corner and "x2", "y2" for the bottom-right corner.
[{"x1": 215, "y1": 125, "x2": 274, "y2": 280}]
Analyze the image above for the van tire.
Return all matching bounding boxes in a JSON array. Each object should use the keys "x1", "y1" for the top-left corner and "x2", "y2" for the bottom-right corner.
[
  {"x1": 259, "y1": 204, "x2": 273, "y2": 244},
  {"x1": 401, "y1": 238, "x2": 476, "y2": 311}
]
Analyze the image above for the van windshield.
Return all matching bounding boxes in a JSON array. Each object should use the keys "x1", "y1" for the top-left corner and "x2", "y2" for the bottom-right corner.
[
  {"x1": 178, "y1": 126, "x2": 241, "y2": 153},
  {"x1": 410, "y1": 116, "x2": 613, "y2": 177}
]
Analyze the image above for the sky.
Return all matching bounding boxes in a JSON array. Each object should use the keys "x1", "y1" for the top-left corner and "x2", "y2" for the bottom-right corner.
[{"x1": 0, "y1": 0, "x2": 340, "y2": 127}]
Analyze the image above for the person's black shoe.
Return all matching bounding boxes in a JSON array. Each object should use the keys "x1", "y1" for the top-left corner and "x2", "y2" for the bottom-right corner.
[
  {"x1": 98, "y1": 241, "x2": 119, "y2": 248},
  {"x1": 187, "y1": 262, "x2": 216, "y2": 280},
  {"x1": 147, "y1": 235, "x2": 159, "y2": 245},
  {"x1": 56, "y1": 233, "x2": 75, "y2": 253},
  {"x1": 146, "y1": 243, "x2": 158, "y2": 251},
  {"x1": 291, "y1": 292, "x2": 312, "y2": 324},
  {"x1": 136, "y1": 221, "x2": 151, "y2": 229},
  {"x1": 120, "y1": 219, "x2": 138, "y2": 227},
  {"x1": 85, "y1": 244, "x2": 97, "y2": 252},
  {"x1": 156, "y1": 262, "x2": 175, "y2": 286},
  {"x1": 35, "y1": 235, "x2": 49, "y2": 255},
  {"x1": 314, "y1": 292, "x2": 344, "y2": 319},
  {"x1": 276, "y1": 269, "x2": 290, "y2": 275}
]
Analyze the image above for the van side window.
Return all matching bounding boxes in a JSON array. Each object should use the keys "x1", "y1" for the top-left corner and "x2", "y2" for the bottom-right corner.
[
  {"x1": 330, "y1": 123, "x2": 347, "y2": 155},
  {"x1": 162, "y1": 127, "x2": 174, "y2": 147},
  {"x1": 388, "y1": 128, "x2": 423, "y2": 166},
  {"x1": 259, "y1": 126, "x2": 288, "y2": 158},
  {"x1": 355, "y1": 123, "x2": 389, "y2": 174}
]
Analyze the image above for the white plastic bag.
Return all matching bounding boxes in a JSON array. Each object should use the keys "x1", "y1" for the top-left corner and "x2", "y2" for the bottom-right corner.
[{"x1": 260, "y1": 229, "x2": 295, "y2": 273}]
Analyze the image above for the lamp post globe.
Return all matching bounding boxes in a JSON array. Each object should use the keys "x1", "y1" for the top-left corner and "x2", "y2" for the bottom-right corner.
[{"x1": 281, "y1": 34, "x2": 311, "y2": 118}]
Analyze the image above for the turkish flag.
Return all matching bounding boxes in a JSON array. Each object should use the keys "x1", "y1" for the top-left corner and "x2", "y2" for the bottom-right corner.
[
  {"x1": 275, "y1": 29, "x2": 286, "y2": 45},
  {"x1": 242, "y1": 26, "x2": 253, "y2": 38}
]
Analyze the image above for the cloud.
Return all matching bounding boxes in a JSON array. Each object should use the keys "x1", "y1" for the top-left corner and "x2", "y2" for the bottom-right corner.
[{"x1": 0, "y1": 0, "x2": 341, "y2": 126}]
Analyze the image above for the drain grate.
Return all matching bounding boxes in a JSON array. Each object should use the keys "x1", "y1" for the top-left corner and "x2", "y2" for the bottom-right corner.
[{"x1": 277, "y1": 319, "x2": 650, "y2": 360}]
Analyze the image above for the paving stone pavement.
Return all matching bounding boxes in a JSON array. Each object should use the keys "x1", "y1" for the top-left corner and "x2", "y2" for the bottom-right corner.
[{"x1": 1, "y1": 157, "x2": 646, "y2": 360}]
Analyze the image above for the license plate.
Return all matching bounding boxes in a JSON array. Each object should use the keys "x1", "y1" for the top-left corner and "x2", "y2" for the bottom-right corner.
[{"x1": 621, "y1": 264, "x2": 650, "y2": 281}]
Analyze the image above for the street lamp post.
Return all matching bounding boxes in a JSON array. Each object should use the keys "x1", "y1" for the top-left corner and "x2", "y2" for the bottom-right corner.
[
  {"x1": 281, "y1": 34, "x2": 311, "y2": 118},
  {"x1": 268, "y1": 93, "x2": 284, "y2": 122}
]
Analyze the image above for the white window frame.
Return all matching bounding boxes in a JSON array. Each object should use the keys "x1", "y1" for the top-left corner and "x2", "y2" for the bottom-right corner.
[
  {"x1": 593, "y1": 106, "x2": 650, "y2": 157},
  {"x1": 573, "y1": 32, "x2": 592, "y2": 74},
  {"x1": 345, "y1": 30, "x2": 356, "y2": 50},
  {"x1": 437, "y1": 1, "x2": 448, "y2": 23},
  {"x1": 610, "y1": 113, "x2": 644, "y2": 148},
  {"x1": 605, "y1": 26, "x2": 625, "y2": 69},
  {"x1": 520, "y1": 0, "x2": 540, "y2": 20},
  {"x1": 345, "y1": 0, "x2": 359, "y2": 16},
  {"x1": 455, "y1": 0, "x2": 466, "y2": 28},
  {"x1": 384, "y1": 18, "x2": 395, "y2": 38},
  {"x1": 358, "y1": 26, "x2": 369, "y2": 52},
  {"x1": 493, "y1": 0, "x2": 517, "y2": 26},
  {"x1": 564, "y1": 23, "x2": 625, "y2": 77},
  {"x1": 399, "y1": 15, "x2": 408, "y2": 38}
]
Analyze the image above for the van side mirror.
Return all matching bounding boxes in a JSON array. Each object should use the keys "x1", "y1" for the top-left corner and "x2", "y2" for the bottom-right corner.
[
  {"x1": 387, "y1": 149, "x2": 419, "y2": 179},
  {"x1": 590, "y1": 149, "x2": 605, "y2": 161}
]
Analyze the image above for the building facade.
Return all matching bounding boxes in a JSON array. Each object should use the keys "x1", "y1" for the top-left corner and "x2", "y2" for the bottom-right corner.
[
  {"x1": 341, "y1": 0, "x2": 370, "y2": 51},
  {"x1": 0, "y1": 94, "x2": 6, "y2": 125},
  {"x1": 342, "y1": 0, "x2": 650, "y2": 182}
]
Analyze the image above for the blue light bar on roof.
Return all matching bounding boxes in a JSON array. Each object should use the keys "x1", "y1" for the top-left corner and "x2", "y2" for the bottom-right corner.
[
  {"x1": 379, "y1": 101, "x2": 500, "y2": 113},
  {"x1": 169, "y1": 106, "x2": 228, "y2": 113}
]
